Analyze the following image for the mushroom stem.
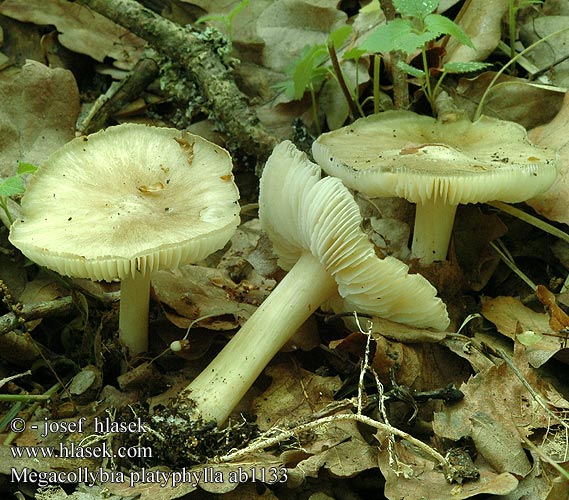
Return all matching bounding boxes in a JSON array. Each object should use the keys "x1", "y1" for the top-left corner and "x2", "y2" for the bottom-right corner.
[
  {"x1": 119, "y1": 271, "x2": 151, "y2": 354},
  {"x1": 412, "y1": 199, "x2": 458, "y2": 263},
  {"x1": 182, "y1": 252, "x2": 337, "y2": 425}
]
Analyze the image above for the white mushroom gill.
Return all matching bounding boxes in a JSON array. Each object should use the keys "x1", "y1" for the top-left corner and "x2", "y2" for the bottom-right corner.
[
  {"x1": 9, "y1": 124, "x2": 240, "y2": 357},
  {"x1": 181, "y1": 141, "x2": 449, "y2": 425}
]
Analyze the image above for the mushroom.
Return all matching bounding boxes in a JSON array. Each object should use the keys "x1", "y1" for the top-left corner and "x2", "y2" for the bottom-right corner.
[
  {"x1": 312, "y1": 111, "x2": 559, "y2": 263},
  {"x1": 181, "y1": 140, "x2": 449, "y2": 425},
  {"x1": 9, "y1": 123, "x2": 240, "y2": 355}
]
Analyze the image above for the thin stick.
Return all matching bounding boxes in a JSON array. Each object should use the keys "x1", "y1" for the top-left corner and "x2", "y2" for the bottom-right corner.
[
  {"x1": 496, "y1": 349, "x2": 569, "y2": 433},
  {"x1": 475, "y1": 25, "x2": 569, "y2": 120},
  {"x1": 488, "y1": 201, "x2": 569, "y2": 245},
  {"x1": 0, "y1": 394, "x2": 52, "y2": 402},
  {"x1": 489, "y1": 240, "x2": 536, "y2": 290},
  {"x1": 328, "y1": 41, "x2": 360, "y2": 119},
  {"x1": 0, "y1": 296, "x2": 74, "y2": 336},
  {"x1": 0, "y1": 370, "x2": 31, "y2": 390}
]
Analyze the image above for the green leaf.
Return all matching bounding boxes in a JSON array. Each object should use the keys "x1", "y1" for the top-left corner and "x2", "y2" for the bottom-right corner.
[
  {"x1": 226, "y1": 0, "x2": 250, "y2": 23},
  {"x1": 516, "y1": 331, "x2": 543, "y2": 346},
  {"x1": 17, "y1": 162, "x2": 37, "y2": 175},
  {"x1": 0, "y1": 176, "x2": 25, "y2": 197},
  {"x1": 443, "y1": 61, "x2": 491, "y2": 73},
  {"x1": 329, "y1": 25, "x2": 352, "y2": 49},
  {"x1": 294, "y1": 47, "x2": 328, "y2": 98},
  {"x1": 273, "y1": 79, "x2": 296, "y2": 99},
  {"x1": 397, "y1": 61, "x2": 426, "y2": 78},
  {"x1": 360, "y1": 19, "x2": 416, "y2": 54},
  {"x1": 425, "y1": 14, "x2": 474, "y2": 48},
  {"x1": 360, "y1": 1, "x2": 380, "y2": 13},
  {"x1": 393, "y1": 0, "x2": 439, "y2": 19},
  {"x1": 343, "y1": 47, "x2": 367, "y2": 60},
  {"x1": 196, "y1": 0, "x2": 250, "y2": 26},
  {"x1": 275, "y1": 43, "x2": 331, "y2": 100},
  {"x1": 282, "y1": 44, "x2": 329, "y2": 100},
  {"x1": 395, "y1": 30, "x2": 440, "y2": 53}
]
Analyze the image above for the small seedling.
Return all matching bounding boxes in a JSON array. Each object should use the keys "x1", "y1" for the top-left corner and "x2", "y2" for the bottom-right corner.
[
  {"x1": 359, "y1": 0, "x2": 490, "y2": 111},
  {"x1": 0, "y1": 162, "x2": 37, "y2": 225},
  {"x1": 195, "y1": 0, "x2": 250, "y2": 38},
  {"x1": 274, "y1": 26, "x2": 353, "y2": 134}
]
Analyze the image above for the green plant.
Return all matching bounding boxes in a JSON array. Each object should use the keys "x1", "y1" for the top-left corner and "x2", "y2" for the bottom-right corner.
[
  {"x1": 0, "y1": 162, "x2": 37, "y2": 225},
  {"x1": 360, "y1": 0, "x2": 490, "y2": 112},
  {"x1": 274, "y1": 26, "x2": 354, "y2": 134},
  {"x1": 195, "y1": 0, "x2": 250, "y2": 38}
]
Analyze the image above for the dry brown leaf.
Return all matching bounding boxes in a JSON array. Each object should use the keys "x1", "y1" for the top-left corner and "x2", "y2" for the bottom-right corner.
[
  {"x1": 527, "y1": 92, "x2": 569, "y2": 225},
  {"x1": 215, "y1": 220, "x2": 263, "y2": 278},
  {"x1": 454, "y1": 205, "x2": 508, "y2": 291},
  {"x1": 442, "y1": 334, "x2": 496, "y2": 373},
  {"x1": 320, "y1": 59, "x2": 370, "y2": 130},
  {"x1": 152, "y1": 264, "x2": 273, "y2": 330},
  {"x1": 213, "y1": 482, "x2": 280, "y2": 499},
  {"x1": 331, "y1": 330, "x2": 422, "y2": 388},
  {"x1": 433, "y1": 346, "x2": 569, "y2": 474},
  {"x1": 369, "y1": 215, "x2": 412, "y2": 261},
  {"x1": 520, "y1": 16, "x2": 569, "y2": 88},
  {"x1": 536, "y1": 284, "x2": 569, "y2": 333},
  {"x1": 445, "y1": 0, "x2": 509, "y2": 62},
  {"x1": 281, "y1": 419, "x2": 378, "y2": 482},
  {"x1": 378, "y1": 440, "x2": 518, "y2": 499},
  {"x1": 296, "y1": 420, "x2": 379, "y2": 478},
  {"x1": 469, "y1": 412, "x2": 532, "y2": 476},
  {"x1": 0, "y1": 60, "x2": 79, "y2": 178},
  {"x1": 499, "y1": 462, "x2": 569, "y2": 500},
  {"x1": 0, "y1": 0, "x2": 145, "y2": 69},
  {"x1": 256, "y1": 0, "x2": 346, "y2": 72},
  {"x1": 252, "y1": 363, "x2": 342, "y2": 430},
  {"x1": 455, "y1": 72, "x2": 565, "y2": 129},
  {"x1": 481, "y1": 296, "x2": 569, "y2": 367}
]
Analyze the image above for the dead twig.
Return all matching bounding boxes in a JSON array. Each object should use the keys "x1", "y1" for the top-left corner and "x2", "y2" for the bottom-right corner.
[
  {"x1": 0, "y1": 296, "x2": 74, "y2": 336},
  {"x1": 215, "y1": 406, "x2": 450, "y2": 475},
  {"x1": 79, "y1": 53, "x2": 160, "y2": 134}
]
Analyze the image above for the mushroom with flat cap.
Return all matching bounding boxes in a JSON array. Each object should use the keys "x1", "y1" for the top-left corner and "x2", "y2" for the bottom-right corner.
[
  {"x1": 181, "y1": 140, "x2": 449, "y2": 425},
  {"x1": 312, "y1": 111, "x2": 559, "y2": 263},
  {"x1": 9, "y1": 123, "x2": 240, "y2": 355}
]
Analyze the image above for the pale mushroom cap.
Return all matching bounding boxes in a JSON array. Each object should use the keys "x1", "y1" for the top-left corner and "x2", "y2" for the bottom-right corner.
[
  {"x1": 312, "y1": 111, "x2": 558, "y2": 205},
  {"x1": 260, "y1": 141, "x2": 450, "y2": 331},
  {"x1": 9, "y1": 124, "x2": 240, "y2": 281}
]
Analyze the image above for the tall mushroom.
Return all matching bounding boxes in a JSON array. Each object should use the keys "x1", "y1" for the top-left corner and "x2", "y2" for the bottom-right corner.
[
  {"x1": 9, "y1": 124, "x2": 240, "y2": 355},
  {"x1": 181, "y1": 140, "x2": 449, "y2": 425},
  {"x1": 312, "y1": 111, "x2": 559, "y2": 263}
]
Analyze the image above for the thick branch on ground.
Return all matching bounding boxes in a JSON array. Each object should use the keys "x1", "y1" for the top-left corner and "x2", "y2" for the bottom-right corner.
[{"x1": 75, "y1": 0, "x2": 277, "y2": 163}]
